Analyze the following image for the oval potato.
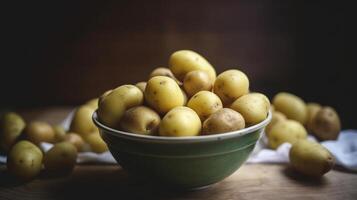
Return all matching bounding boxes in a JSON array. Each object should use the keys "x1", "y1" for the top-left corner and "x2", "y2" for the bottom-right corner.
[
  {"x1": 44, "y1": 142, "x2": 78, "y2": 174},
  {"x1": 202, "y1": 108, "x2": 245, "y2": 135},
  {"x1": 272, "y1": 92, "x2": 307, "y2": 124},
  {"x1": 70, "y1": 105, "x2": 97, "y2": 137},
  {"x1": 0, "y1": 112, "x2": 26, "y2": 152},
  {"x1": 183, "y1": 70, "x2": 213, "y2": 97},
  {"x1": 26, "y1": 121, "x2": 55, "y2": 145},
  {"x1": 187, "y1": 91, "x2": 223, "y2": 121},
  {"x1": 268, "y1": 119, "x2": 307, "y2": 149}
]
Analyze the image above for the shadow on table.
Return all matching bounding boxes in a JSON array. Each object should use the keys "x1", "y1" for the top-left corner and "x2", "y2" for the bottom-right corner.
[{"x1": 282, "y1": 166, "x2": 328, "y2": 187}]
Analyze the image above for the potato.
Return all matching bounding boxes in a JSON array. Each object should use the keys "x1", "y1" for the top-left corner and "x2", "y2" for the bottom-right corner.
[
  {"x1": 187, "y1": 91, "x2": 223, "y2": 121},
  {"x1": 70, "y1": 105, "x2": 97, "y2": 137},
  {"x1": 311, "y1": 106, "x2": 341, "y2": 141},
  {"x1": 181, "y1": 88, "x2": 188, "y2": 105},
  {"x1": 53, "y1": 125, "x2": 66, "y2": 143},
  {"x1": 44, "y1": 142, "x2": 77, "y2": 174},
  {"x1": 268, "y1": 119, "x2": 307, "y2": 149},
  {"x1": 119, "y1": 106, "x2": 161, "y2": 135},
  {"x1": 249, "y1": 92, "x2": 271, "y2": 108},
  {"x1": 169, "y1": 50, "x2": 216, "y2": 82},
  {"x1": 159, "y1": 106, "x2": 201, "y2": 137},
  {"x1": 272, "y1": 92, "x2": 307, "y2": 124},
  {"x1": 213, "y1": 69, "x2": 249, "y2": 105},
  {"x1": 149, "y1": 67, "x2": 181, "y2": 85},
  {"x1": 85, "y1": 98, "x2": 99, "y2": 110},
  {"x1": 306, "y1": 102, "x2": 322, "y2": 132},
  {"x1": 183, "y1": 70, "x2": 213, "y2": 97},
  {"x1": 145, "y1": 76, "x2": 185, "y2": 114},
  {"x1": 202, "y1": 108, "x2": 245, "y2": 135},
  {"x1": 265, "y1": 111, "x2": 287, "y2": 136},
  {"x1": 98, "y1": 89, "x2": 113, "y2": 106},
  {"x1": 135, "y1": 82, "x2": 147, "y2": 93},
  {"x1": 230, "y1": 93, "x2": 270, "y2": 126},
  {"x1": 26, "y1": 121, "x2": 55, "y2": 145},
  {"x1": 86, "y1": 132, "x2": 108, "y2": 153},
  {"x1": 98, "y1": 85, "x2": 143, "y2": 128},
  {"x1": 0, "y1": 112, "x2": 26, "y2": 152},
  {"x1": 64, "y1": 133, "x2": 85, "y2": 152},
  {"x1": 290, "y1": 140, "x2": 335, "y2": 177},
  {"x1": 7, "y1": 140, "x2": 43, "y2": 180}
]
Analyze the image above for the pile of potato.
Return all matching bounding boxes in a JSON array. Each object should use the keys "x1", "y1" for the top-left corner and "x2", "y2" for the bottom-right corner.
[
  {"x1": 266, "y1": 92, "x2": 340, "y2": 177},
  {"x1": 97, "y1": 50, "x2": 271, "y2": 137},
  {"x1": 0, "y1": 100, "x2": 108, "y2": 180}
]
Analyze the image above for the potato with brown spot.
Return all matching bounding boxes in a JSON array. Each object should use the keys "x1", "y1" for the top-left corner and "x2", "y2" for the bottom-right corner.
[
  {"x1": 149, "y1": 67, "x2": 181, "y2": 85},
  {"x1": 119, "y1": 106, "x2": 161, "y2": 135},
  {"x1": 187, "y1": 91, "x2": 223, "y2": 121},
  {"x1": 311, "y1": 106, "x2": 341, "y2": 141},
  {"x1": 202, "y1": 108, "x2": 245, "y2": 135},
  {"x1": 183, "y1": 70, "x2": 213, "y2": 97}
]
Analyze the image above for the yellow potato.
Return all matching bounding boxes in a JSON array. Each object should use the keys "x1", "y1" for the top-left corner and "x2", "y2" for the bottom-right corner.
[
  {"x1": 53, "y1": 125, "x2": 67, "y2": 143},
  {"x1": 230, "y1": 93, "x2": 270, "y2": 126},
  {"x1": 7, "y1": 140, "x2": 43, "y2": 180},
  {"x1": 306, "y1": 102, "x2": 322, "y2": 132},
  {"x1": 149, "y1": 67, "x2": 181, "y2": 85},
  {"x1": 249, "y1": 92, "x2": 271, "y2": 108},
  {"x1": 70, "y1": 105, "x2": 97, "y2": 137},
  {"x1": 98, "y1": 85, "x2": 143, "y2": 128},
  {"x1": 44, "y1": 142, "x2": 78, "y2": 174},
  {"x1": 268, "y1": 119, "x2": 307, "y2": 149},
  {"x1": 64, "y1": 133, "x2": 85, "y2": 152},
  {"x1": 181, "y1": 88, "x2": 188, "y2": 105},
  {"x1": 159, "y1": 106, "x2": 201, "y2": 137},
  {"x1": 135, "y1": 82, "x2": 147, "y2": 93},
  {"x1": 265, "y1": 111, "x2": 287, "y2": 136},
  {"x1": 86, "y1": 132, "x2": 108, "y2": 153},
  {"x1": 202, "y1": 108, "x2": 245, "y2": 135},
  {"x1": 214, "y1": 69, "x2": 249, "y2": 105},
  {"x1": 85, "y1": 98, "x2": 99, "y2": 110},
  {"x1": 98, "y1": 89, "x2": 113, "y2": 106},
  {"x1": 119, "y1": 106, "x2": 161, "y2": 135},
  {"x1": 290, "y1": 140, "x2": 335, "y2": 177},
  {"x1": 0, "y1": 112, "x2": 26, "y2": 152},
  {"x1": 144, "y1": 76, "x2": 184, "y2": 114},
  {"x1": 272, "y1": 92, "x2": 307, "y2": 124},
  {"x1": 311, "y1": 106, "x2": 341, "y2": 141},
  {"x1": 26, "y1": 121, "x2": 55, "y2": 145},
  {"x1": 183, "y1": 70, "x2": 213, "y2": 97},
  {"x1": 169, "y1": 50, "x2": 216, "y2": 82},
  {"x1": 187, "y1": 91, "x2": 223, "y2": 121}
]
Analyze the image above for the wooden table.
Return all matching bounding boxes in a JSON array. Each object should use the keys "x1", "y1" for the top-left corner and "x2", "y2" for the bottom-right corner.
[{"x1": 1, "y1": 107, "x2": 357, "y2": 200}]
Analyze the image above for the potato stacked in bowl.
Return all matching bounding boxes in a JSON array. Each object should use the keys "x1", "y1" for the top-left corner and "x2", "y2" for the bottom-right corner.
[{"x1": 97, "y1": 50, "x2": 271, "y2": 137}]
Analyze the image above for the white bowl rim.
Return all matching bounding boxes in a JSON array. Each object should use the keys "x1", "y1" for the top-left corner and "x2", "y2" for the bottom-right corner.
[{"x1": 93, "y1": 110, "x2": 272, "y2": 143}]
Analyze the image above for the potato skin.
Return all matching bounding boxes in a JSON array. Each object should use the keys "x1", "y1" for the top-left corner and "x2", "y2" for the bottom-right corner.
[
  {"x1": 26, "y1": 121, "x2": 55, "y2": 145},
  {"x1": 53, "y1": 125, "x2": 66, "y2": 143},
  {"x1": 70, "y1": 105, "x2": 97, "y2": 137},
  {"x1": 44, "y1": 142, "x2": 78, "y2": 174},
  {"x1": 214, "y1": 69, "x2": 249, "y2": 105},
  {"x1": 145, "y1": 76, "x2": 184, "y2": 114},
  {"x1": 183, "y1": 70, "x2": 213, "y2": 97},
  {"x1": 187, "y1": 91, "x2": 223, "y2": 121},
  {"x1": 159, "y1": 106, "x2": 201, "y2": 137},
  {"x1": 149, "y1": 67, "x2": 181, "y2": 84},
  {"x1": 290, "y1": 140, "x2": 335, "y2": 177},
  {"x1": 7, "y1": 140, "x2": 43, "y2": 180},
  {"x1": 169, "y1": 50, "x2": 216, "y2": 82},
  {"x1": 202, "y1": 108, "x2": 245, "y2": 135},
  {"x1": 311, "y1": 106, "x2": 341, "y2": 141},
  {"x1": 268, "y1": 120, "x2": 307, "y2": 149},
  {"x1": 272, "y1": 92, "x2": 307, "y2": 124},
  {"x1": 85, "y1": 132, "x2": 108, "y2": 153},
  {"x1": 119, "y1": 106, "x2": 161, "y2": 135},
  {"x1": 85, "y1": 98, "x2": 99, "y2": 110},
  {"x1": 230, "y1": 93, "x2": 270, "y2": 126},
  {"x1": 306, "y1": 102, "x2": 322, "y2": 133},
  {"x1": 265, "y1": 111, "x2": 287, "y2": 136},
  {"x1": 0, "y1": 112, "x2": 26, "y2": 152},
  {"x1": 64, "y1": 133, "x2": 85, "y2": 152},
  {"x1": 98, "y1": 85, "x2": 143, "y2": 128},
  {"x1": 135, "y1": 82, "x2": 147, "y2": 93}
]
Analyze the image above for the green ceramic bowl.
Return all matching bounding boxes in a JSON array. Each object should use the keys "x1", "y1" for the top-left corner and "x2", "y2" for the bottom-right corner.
[{"x1": 93, "y1": 111, "x2": 271, "y2": 189}]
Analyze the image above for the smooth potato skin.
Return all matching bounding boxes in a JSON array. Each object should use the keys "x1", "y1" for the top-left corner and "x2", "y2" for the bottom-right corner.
[
  {"x1": 159, "y1": 107, "x2": 201, "y2": 137},
  {"x1": 85, "y1": 98, "x2": 99, "y2": 110},
  {"x1": 145, "y1": 76, "x2": 184, "y2": 114},
  {"x1": 85, "y1": 133, "x2": 108, "y2": 153},
  {"x1": 44, "y1": 142, "x2": 77, "y2": 173},
  {"x1": 272, "y1": 92, "x2": 307, "y2": 124},
  {"x1": 290, "y1": 140, "x2": 335, "y2": 177},
  {"x1": 70, "y1": 105, "x2": 97, "y2": 137},
  {"x1": 306, "y1": 102, "x2": 322, "y2": 132},
  {"x1": 183, "y1": 70, "x2": 213, "y2": 97},
  {"x1": 214, "y1": 69, "x2": 249, "y2": 105},
  {"x1": 53, "y1": 125, "x2": 66, "y2": 143},
  {"x1": 26, "y1": 121, "x2": 55, "y2": 145},
  {"x1": 135, "y1": 82, "x2": 147, "y2": 93},
  {"x1": 187, "y1": 91, "x2": 223, "y2": 121},
  {"x1": 265, "y1": 111, "x2": 287, "y2": 136},
  {"x1": 268, "y1": 120, "x2": 307, "y2": 149},
  {"x1": 0, "y1": 112, "x2": 26, "y2": 152},
  {"x1": 169, "y1": 50, "x2": 216, "y2": 82},
  {"x1": 7, "y1": 141, "x2": 43, "y2": 180},
  {"x1": 202, "y1": 108, "x2": 245, "y2": 135},
  {"x1": 149, "y1": 67, "x2": 181, "y2": 84},
  {"x1": 230, "y1": 93, "x2": 270, "y2": 126},
  {"x1": 119, "y1": 106, "x2": 161, "y2": 135},
  {"x1": 311, "y1": 107, "x2": 341, "y2": 141},
  {"x1": 64, "y1": 133, "x2": 85, "y2": 152}
]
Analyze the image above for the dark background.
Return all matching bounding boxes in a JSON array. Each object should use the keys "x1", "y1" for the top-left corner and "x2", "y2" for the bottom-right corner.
[{"x1": 2, "y1": 1, "x2": 354, "y2": 128}]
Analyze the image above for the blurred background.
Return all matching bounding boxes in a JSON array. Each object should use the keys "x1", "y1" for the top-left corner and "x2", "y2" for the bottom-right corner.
[{"x1": 2, "y1": 1, "x2": 354, "y2": 128}]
